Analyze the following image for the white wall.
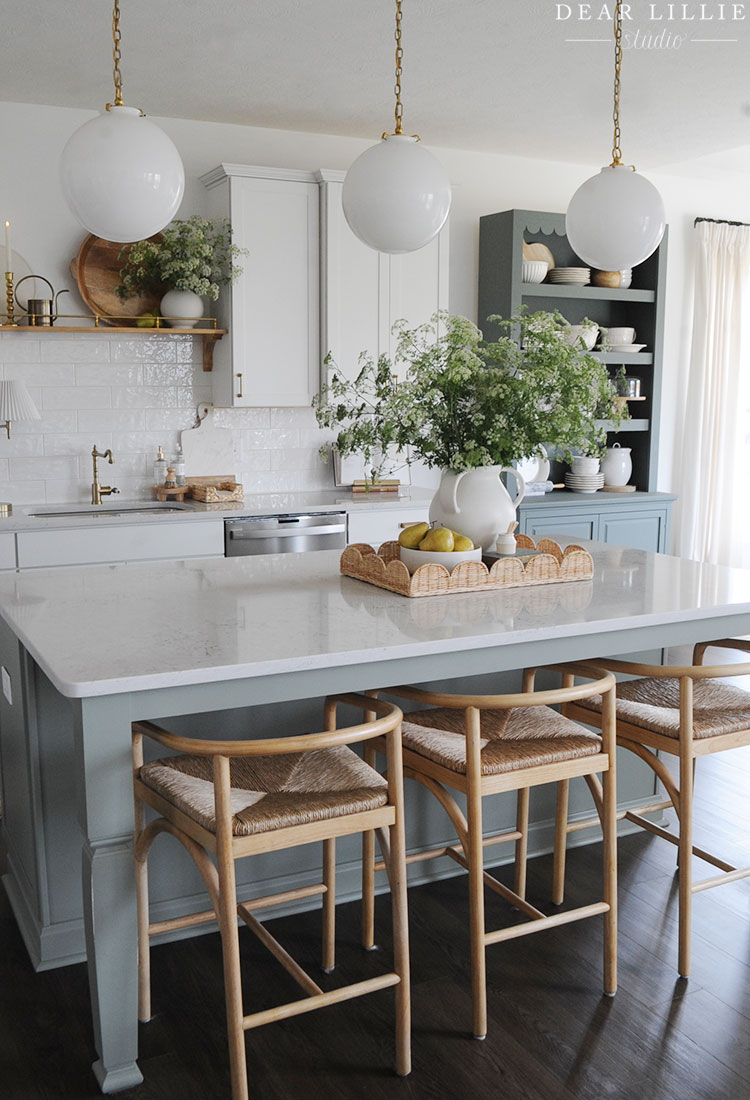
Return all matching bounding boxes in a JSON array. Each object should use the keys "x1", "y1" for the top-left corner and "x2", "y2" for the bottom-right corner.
[{"x1": 1, "y1": 100, "x2": 749, "y2": 506}]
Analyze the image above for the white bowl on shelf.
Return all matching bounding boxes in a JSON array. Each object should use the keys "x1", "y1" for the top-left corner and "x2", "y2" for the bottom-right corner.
[
  {"x1": 564, "y1": 323, "x2": 599, "y2": 350},
  {"x1": 399, "y1": 546, "x2": 483, "y2": 574},
  {"x1": 521, "y1": 260, "x2": 548, "y2": 284}
]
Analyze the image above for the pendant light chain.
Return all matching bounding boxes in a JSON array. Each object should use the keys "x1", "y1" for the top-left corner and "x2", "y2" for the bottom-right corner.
[
  {"x1": 611, "y1": 0, "x2": 623, "y2": 166},
  {"x1": 393, "y1": 0, "x2": 404, "y2": 135},
  {"x1": 111, "y1": 0, "x2": 124, "y2": 107}
]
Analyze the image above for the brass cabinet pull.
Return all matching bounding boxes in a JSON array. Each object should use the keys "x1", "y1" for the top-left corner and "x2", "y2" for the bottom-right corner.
[{"x1": 236, "y1": 372, "x2": 243, "y2": 399}]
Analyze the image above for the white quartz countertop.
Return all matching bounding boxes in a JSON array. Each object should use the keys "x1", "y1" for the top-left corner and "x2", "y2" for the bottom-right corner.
[
  {"x1": 0, "y1": 487, "x2": 433, "y2": 534},
  {"x1": 1, "y1": 543, "x2": 749, "y2": 699}
]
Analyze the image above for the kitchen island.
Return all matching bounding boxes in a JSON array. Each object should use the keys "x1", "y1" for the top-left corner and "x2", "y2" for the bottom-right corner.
[{"x1": 1, "y1": 543, "x2": 750, "y2": 1092}]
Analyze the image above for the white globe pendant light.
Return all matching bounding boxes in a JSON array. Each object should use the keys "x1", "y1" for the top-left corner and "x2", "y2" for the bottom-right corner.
[
  {"x1": 342, "y1": 0, "x2": 451, "y2": 255},
  {"x1": 60, "y1": 1, "x2": 184, "y2": 243},
  {"x1": 565, "y1": 1, "x2": 665, "y2": 271}
]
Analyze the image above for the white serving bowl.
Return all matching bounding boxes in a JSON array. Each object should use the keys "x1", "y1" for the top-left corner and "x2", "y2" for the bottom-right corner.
[
  {"x1": 521, "y1": 260, "x2": 548, "y2": 284},
  {"x1": 399, "y1": 545, "x2": 483, "y2": 574}
]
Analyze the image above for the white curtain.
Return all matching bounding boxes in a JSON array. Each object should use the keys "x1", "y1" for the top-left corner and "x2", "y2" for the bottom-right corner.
[{"x1": 678, "y1": 220, "x2": 750, "y2": 568}]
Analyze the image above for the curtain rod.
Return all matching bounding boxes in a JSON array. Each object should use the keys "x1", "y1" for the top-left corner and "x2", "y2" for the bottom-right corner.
[{"x1": 694, "y1": 216, "x2": 750, "y2": 228}]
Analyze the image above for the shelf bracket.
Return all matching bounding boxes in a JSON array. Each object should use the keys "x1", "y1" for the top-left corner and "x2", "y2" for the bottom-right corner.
[{"x1": 201, "y1": 332, "x2": 223, "y2": 372}]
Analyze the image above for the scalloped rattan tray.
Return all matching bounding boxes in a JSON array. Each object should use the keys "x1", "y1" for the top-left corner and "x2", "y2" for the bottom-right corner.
[{"x1": 340, "y1": 535, "x2": 593, "y2": 598}]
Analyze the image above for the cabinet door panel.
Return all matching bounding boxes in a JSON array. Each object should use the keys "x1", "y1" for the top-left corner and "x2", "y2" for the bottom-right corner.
[
  {"x1": 601, "y1": 510, "x2": 667, "y2": 552},
  {"x1": 230, "y1": 177, "x2": 319, "y2": 407},
  {"x1": 522, "y1": 513, "x2": 599, "y2": 542},
  {"x1": 387, "y1": 234, "x2": 450, "y2": 370}
]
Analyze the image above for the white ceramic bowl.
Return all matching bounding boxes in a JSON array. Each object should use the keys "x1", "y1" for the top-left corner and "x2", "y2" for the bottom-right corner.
[
  {"x1": 399, "y1": 545, "x2": 483, "y2": 575},
  {"x1": 604, "y1": 326, "x2": 635, "y2": 345},
  {"x1": 521, "y1": 260, "x2": 548, "y2": 284},
  {"x1": 571, "y1": 456, "x2": 600, "y2": 475}
]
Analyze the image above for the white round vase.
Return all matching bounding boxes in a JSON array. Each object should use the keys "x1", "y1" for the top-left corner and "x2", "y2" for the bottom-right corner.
[
  {"x1": 159, "y1": 288, "x2": 204, "y2": 328},
  {"x1": 429, "y1": 465, "x2": 526, "y2": 552},
  {"x1": 600, "y1": 443, "x2": 632, "y2": 487}
]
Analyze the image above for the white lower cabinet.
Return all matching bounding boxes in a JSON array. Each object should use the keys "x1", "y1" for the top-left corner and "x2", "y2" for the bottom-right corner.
[
  {"x1": 16, "y1": 520, "x2": 224, "y2": 569},
  {"x1": 347, "y1": 506, "x2": 430, "y2": 550}
]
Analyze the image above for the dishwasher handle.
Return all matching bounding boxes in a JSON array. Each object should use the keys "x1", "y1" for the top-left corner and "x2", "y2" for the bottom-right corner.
[{"x1": 228, "y1": 523, "x2": 346, "y2": 541}]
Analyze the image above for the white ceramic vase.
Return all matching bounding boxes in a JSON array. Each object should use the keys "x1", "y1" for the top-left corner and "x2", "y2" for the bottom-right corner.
[
  {"x1": 429, "y1": 465, "x2": 526, "y2": 552},
  {"x1": 159, "y1": 288, "x2": 204, "y2": 328},
  {"x1": 600, "y1": 443, "x2": 632, "y2": 487}
]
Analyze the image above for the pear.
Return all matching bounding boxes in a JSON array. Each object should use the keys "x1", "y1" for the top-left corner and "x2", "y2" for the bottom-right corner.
[
  {"x1": 452, "y1": 532, "x2": 475, "y2": 551},
  {"x1": 136, "y1": 312, "x2": 158, "y2": 328},
  {"x1": 419, "y1": 526, "x2": 454, "y2": 552},
  {"x1": 398, "y1": 521, "x2": 430, "y2": 548}
]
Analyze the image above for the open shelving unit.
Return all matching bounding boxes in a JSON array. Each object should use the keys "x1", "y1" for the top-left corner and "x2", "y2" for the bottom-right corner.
[{"x1": 0, "y1": 324, "x2": 227, "y2": 371}]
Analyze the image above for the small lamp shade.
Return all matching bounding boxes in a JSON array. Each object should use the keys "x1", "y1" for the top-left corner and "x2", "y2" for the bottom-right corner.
[
  {"x1": 60, "y1": 106, "x2": 185, "y2": 243},
  {"x1": 342, "y1": 134, "x2": 452, "y2": 254},
  {"x1": 566, "y1": 165, "x2": 666, "y2": 271},
  {"x1": 0, "y1": 380, "x2": 40, "y2": 425}
]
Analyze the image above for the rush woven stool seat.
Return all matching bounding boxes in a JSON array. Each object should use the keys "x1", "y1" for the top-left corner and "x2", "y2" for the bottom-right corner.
[
  {"x1": 362, "y1": 664, "x2": 617, "y2": 1041},
  {"x1": 562, "y1": 640, "x2": 750, "y2": 978},
  {"x1": 132, "y1": 694, "x2": 410, "y2": 1100}
]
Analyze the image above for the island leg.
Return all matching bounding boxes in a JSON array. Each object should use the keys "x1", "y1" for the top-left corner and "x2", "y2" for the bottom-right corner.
[{"x1": 74, "y1": 694, "x2": 143, "y2": 1093}]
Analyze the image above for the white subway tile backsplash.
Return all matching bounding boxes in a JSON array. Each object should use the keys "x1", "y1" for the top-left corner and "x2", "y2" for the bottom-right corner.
[
  {"x1": 0, "y1": 336, "x2": 42, "y2": 363},
  {"x1": 0, "y1": 333, "x2": 336, "y2": 505},
  {"x1": 75, "y1": 363, "x2": 143, "y2": 386},
  {"x1": 111, "y1": 386, "x2": 177, "y2": 409},
  {"x1": 6, "y1": 363, "x2": 76, "y2": 387},
  {"x1": 10, "y1": 455, "x2": 78, "y2": 481},
  {"x1": 44, "y1": 433, "x2": 111, "y2": 457},
  {"x1": 110, "y1": 339, "x2": 177, "y2": 363},
  {"x1": 40, "y1": 339, "x2": 110, "y2": 363},
  {"x1": 77, "y1": 409, "x2": 145, "y2": 432},
  {"x1": 42, "y1": 386, "x2": 112, "y2": 410}
]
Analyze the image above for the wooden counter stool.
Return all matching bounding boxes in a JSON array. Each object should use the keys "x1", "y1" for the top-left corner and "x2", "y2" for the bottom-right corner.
[
  {"x1": 132, "y1": 694, "x2": 409, "y2": 1100},
  {"x1": 363, "y1": 664, "x2": 617, "y2": 1041},
  {"x1": 562, "y1": 640, "x2": 750, "y2": 978}
]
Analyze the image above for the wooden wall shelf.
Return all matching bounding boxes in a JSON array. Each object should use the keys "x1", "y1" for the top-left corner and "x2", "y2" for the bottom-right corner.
[{"x1": 0, "y1": 325, "x2": 227, "y2": 371}]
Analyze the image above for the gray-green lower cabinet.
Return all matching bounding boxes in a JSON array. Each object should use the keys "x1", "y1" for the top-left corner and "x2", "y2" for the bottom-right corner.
[{"x1": 519, "y1": 491, "x2": 675, "y2": 553}]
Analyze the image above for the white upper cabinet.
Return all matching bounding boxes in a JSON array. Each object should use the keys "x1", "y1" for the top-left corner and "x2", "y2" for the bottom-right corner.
[
  {"x1": 317, "y1": 170, "x2": 449, "y2": 385},
  {"x1": 202, "y1": 165, "x2": 320, "y2": 407}
]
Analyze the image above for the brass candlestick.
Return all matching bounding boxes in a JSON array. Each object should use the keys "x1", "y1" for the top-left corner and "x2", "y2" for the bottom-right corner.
[{"x1": 4, "y1": 272, "x2": 18, "y2": 327}]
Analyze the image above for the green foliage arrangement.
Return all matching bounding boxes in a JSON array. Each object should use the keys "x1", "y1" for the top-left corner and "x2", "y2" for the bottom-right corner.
[
  {"x1": 313, "y1": 310, "x2": 626, "y2": 482},
  {"x1": 116, "y1": 215, "x2": 245, "y2": 301}
]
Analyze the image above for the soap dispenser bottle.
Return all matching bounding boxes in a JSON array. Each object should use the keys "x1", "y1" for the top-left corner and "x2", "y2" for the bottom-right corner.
[
  {"x1": 153, "y1": 445, "x2": 167, "y2": 486},
  {"x1": 173, "y1": 444, "x2": 186, "y2": 487}
]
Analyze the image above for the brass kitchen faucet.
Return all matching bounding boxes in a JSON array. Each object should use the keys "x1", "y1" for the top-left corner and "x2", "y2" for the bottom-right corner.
[{"x1": 91, "y1": 445, "x2": 120, "y2": 505}]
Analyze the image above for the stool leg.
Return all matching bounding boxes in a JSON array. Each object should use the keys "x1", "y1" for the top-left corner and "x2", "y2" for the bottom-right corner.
[
  {"x1": 513, "y1": 786, "x2": 530, "y2": 901},
  {"x1": 134, "y1": 847, "x2": 152, "y2": 1023},
  {"x1": 601, "y1": 686, "x2": 618, "y2": 996},
  {"x1": 678, "y1": 677, "x2": 694, "y2": 979},
  {"x1": 552, "y1": 779, "x2": 570, "y2": 906},
  {"x1": 361, "y1": 743, "x2": 377, "y2": 950},
  {"x1": 214, "y1": 759, "x2": 249, "y2": 1100},
  {"x1": 465, "y1": 707, "x2": 487, "y2": 1040},
  {"x1": 322, "y1": 838, "x2": 336, "y2": 973}
]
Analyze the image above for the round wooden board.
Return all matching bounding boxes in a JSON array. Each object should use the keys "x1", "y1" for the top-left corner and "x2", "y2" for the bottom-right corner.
[
  {"x1": 69, "y1": 234, "x2": 165, "y2": 326},
  {"x1": 522, "y1": 240, "x2": 555, "y2": 270}
]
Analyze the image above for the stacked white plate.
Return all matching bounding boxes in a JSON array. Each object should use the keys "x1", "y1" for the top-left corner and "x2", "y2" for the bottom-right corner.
[
  {"x1": 548, "y1": 267, "x2": 590, "y2": 286},
  {"x1": 565, "y1": 471, "x2": 605, "y2": 494}
]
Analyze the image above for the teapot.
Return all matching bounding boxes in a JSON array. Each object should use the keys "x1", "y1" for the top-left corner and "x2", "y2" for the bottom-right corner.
[{"x1": 15, "y1": 275, "x2": 69, "y2": 327}]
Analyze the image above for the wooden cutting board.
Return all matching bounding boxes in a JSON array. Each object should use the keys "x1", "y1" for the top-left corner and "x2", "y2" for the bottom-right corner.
[{"x1": 180, "y1": 406, "x2": 236, "y2": 477}]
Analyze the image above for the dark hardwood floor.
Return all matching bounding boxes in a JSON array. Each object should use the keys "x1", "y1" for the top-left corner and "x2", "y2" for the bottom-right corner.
[{"x1": 2, "y1": 745, "x2": 750, "y2": 1100}]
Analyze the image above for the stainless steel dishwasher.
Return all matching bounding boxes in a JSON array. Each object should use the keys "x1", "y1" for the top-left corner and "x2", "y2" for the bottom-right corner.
[{"x1": 224, "y1": 511, "x2": 347, "y2": 556}]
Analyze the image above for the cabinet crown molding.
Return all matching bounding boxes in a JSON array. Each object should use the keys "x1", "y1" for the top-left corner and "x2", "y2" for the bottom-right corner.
[{"x1": 200, "y1": 163, "x2": 319, "y2": 189}]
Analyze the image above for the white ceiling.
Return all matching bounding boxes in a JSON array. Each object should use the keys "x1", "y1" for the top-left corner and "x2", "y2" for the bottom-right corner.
[{"x1": 3, "y1": 0, "x2": 750, "y2": 169}]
